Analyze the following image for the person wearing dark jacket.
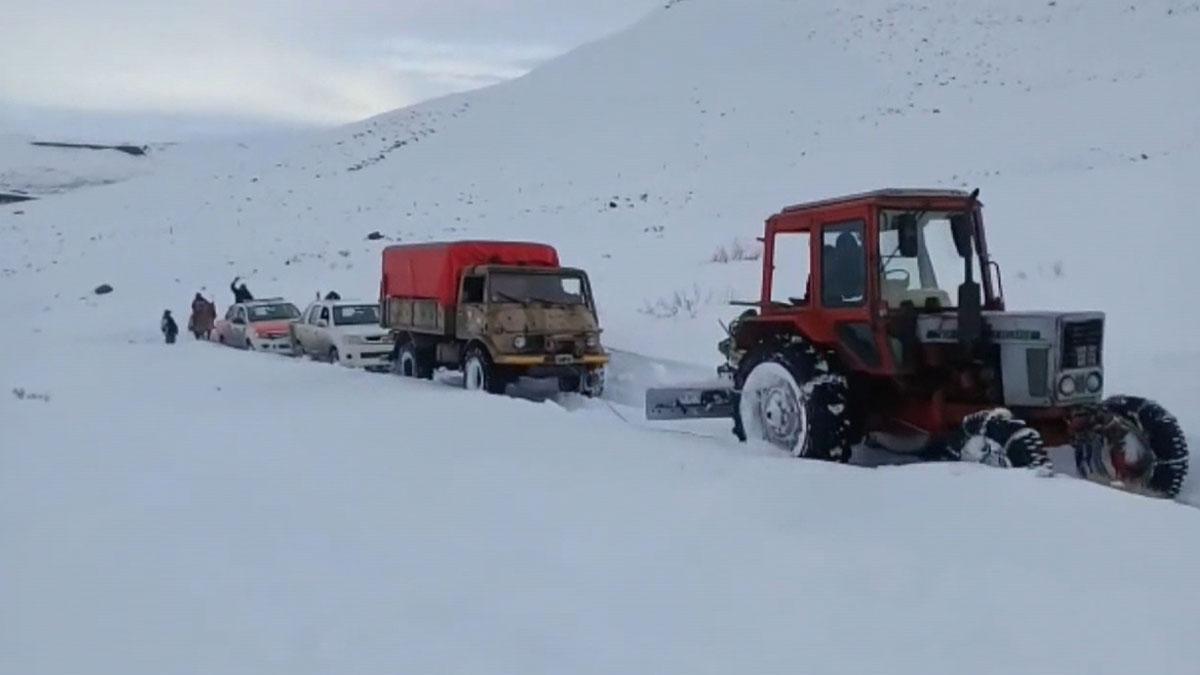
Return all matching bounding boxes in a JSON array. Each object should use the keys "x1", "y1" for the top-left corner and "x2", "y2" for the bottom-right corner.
[
  {"x1": 189, "y1": 293, "x2": 217, "y2": 339},
  {"x1": 161, "y1": 310, "x2": 179, "y2": 344},
  {"x1": 324, "y1": 290, "x2": 341, "y2": 300},
  {"x1": 230, "y1": 276, "x2": 254, "y2": 303}
]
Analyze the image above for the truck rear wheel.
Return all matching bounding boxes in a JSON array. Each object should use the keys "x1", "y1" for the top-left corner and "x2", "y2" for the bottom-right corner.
[
  {"x1": 1071, "y1": 396, "x2": 1188, "y2": 498},
  {"x1": 463, "y1": 347, "x2": 509, "y2": 395},
  {"x1": 395, "y1": 342, "x2": 434, "y2": 380},
  {"x1": 732, "y1": 339, "x2": 853, "y2": 462}
]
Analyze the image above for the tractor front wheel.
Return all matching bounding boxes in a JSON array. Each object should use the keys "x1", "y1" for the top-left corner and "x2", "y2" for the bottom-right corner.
[
  {"x1": 1070, "y1": 396, "x2": 1188, "y2": 498},
  {"x1": 732, "y1": 340, "x2": 853, "y2": 462},
  {"x1": 945, "y1": 408, "x2": 1050, "y2": 469}
]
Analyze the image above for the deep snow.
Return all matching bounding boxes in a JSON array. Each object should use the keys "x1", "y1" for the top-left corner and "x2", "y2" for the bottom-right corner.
[{"x1": 3, "y1": 1, "x2": 1200, "y2": 673}]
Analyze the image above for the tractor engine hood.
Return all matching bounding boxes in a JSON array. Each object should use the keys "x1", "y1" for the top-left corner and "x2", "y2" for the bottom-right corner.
[
  {"x1": 917, "y1": 311, "x2": 1106, "y2": 408},
  {"x1": 917, "y1": 311, "x2": 1103, "y2": 346}
]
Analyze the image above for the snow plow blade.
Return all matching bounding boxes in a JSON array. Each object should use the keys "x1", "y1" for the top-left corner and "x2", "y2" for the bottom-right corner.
[{"x1": 645, "y1": 386, "x2": 737, "y2": 420}]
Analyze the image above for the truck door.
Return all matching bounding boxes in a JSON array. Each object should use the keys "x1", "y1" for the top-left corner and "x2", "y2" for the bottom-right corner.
[{"x1": 457, "y1": 274, "x2": 486, "y2": 339}]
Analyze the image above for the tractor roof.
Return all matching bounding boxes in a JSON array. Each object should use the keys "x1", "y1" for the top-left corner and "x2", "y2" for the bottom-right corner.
[{"x1": 780, "y1": 188, "x2": 973, "y2": 214}]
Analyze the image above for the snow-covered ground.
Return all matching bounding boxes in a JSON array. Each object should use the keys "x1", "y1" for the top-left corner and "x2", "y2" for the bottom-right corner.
[{"x1": 3, "y1": 1, "x2": 1200, "y2": 673}]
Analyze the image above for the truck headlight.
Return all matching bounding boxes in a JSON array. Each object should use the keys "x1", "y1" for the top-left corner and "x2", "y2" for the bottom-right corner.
[
  {"x1": 585, "y1": 334, "x2": 599, "y2": 349},
  {"x1": 1058, "y1": 375, "x2": 1077, "y2": 397},
  {"x1": 513, "y1": 335, "x2": 528, "y2": 350},
  {"x1": 1085, "y1": 371, "x2": 1103, "y2": 393}
]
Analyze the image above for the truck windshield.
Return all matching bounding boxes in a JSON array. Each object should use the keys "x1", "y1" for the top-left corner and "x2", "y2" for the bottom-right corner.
[
  {"x1": 878, "y1": 210, "x2": 981, "y2": 310},
  {"x1": 333, "y1": 305, "x2": 380, "y2": 326},
  {"x1": 248, "y1": 303, "x2": 301, "y2": 322},
  {"x1": 490, "y1": 272, "x2": 589, "y2": 306}
]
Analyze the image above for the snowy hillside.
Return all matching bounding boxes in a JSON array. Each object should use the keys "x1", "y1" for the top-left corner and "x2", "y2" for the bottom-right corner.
[
  {"x1": 3, "y1": 1, "x2": 1200, "y2": 673},
  {"x1": 0, "y1": 134, "x2": 163, "y2": 197}
]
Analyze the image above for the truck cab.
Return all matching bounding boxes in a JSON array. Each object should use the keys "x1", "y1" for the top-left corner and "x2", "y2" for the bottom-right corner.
[
  {"x1": 456, "y1": 264, "x2": 605, "y2": 369},
  {"x1": 381, "y1": 241, "x2": 608, "y2": 396}
]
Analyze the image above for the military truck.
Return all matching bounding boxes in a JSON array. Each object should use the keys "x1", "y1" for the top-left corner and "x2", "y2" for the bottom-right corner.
[
  {"x1": 646, "y1": 189, "x2": 1188, "y2": 498},
  {"x1": 380, "y1": 241, "x2": 608, "y2": 396}
]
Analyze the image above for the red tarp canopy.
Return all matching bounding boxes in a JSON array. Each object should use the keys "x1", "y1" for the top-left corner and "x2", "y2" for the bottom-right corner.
[{"x1": 381, "y1": 241, "x2": 560, "y2": 306}]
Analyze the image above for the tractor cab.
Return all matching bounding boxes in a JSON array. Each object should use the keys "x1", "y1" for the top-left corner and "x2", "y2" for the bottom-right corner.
[{"x1": 739, "y1": 188, "x2": 999, "y2": 377}]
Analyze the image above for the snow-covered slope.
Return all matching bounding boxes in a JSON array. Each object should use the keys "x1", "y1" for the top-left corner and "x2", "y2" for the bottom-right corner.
[
  {"x1": 3, "y1": 1, "x2": 1200, "y2": 673},
  {"x1": 0, "y1": 134, "x2": 163, "y2": 197}
]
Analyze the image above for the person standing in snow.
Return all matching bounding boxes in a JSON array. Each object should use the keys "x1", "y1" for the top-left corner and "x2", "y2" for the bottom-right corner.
[
  {"x1": 161, "y1": 310, "x2": 179, "y2": 344},
  {"x1": 230, "y1": 276, "x2": 254, "y2": 303},
  {"x1": 189, "y1": 293, "x2": 217, "y2": 339}
]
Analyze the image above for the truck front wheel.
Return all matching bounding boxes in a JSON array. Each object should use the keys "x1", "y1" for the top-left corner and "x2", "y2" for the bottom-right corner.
[{"x1": 463, "y1": 347, "x2": 509, "y2": 395}]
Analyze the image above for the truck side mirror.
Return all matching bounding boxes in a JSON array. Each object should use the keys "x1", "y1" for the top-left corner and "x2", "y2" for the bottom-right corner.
[
  {"x1": 896, "y1": 213, "x2": 919, "y2": 257},
  {"x1": 950, "y1": 213, "x2": 974, "y2": 258}
]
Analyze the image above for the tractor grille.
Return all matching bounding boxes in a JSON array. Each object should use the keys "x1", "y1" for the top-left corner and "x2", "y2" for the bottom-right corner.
[{"x1": 1062, "y1": 319, "x2": 1103, "y2": 368}]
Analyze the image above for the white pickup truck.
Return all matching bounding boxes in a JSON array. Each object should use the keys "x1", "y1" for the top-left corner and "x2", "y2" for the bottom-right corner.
[{"x1": 290, "y1": 300, "x2": 394, "y2": 369}]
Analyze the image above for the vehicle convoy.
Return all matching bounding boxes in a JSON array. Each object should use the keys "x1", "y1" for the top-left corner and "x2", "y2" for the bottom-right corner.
[
  {"x1": 291, "y1": 299, "x2": 394, "y2": 369},
  {"x1": 646, "y1": 189, "x2": 1189, "y2": 498},
  {"x1": 380, "y1": 241, "x2": 608, "y2": 395},
  {"x1": 213, "y1": 299, "x2": 302, "y2": 353}
]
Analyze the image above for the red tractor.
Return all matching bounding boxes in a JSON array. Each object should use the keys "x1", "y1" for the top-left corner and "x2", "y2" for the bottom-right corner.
[{"x1": 647, "y1": 189, "x2": 1188, "y2": 498}]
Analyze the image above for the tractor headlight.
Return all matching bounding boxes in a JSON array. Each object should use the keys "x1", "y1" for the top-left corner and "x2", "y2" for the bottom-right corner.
[
  {"x1": 513, "y1": 335, "x2": 528, "y2": 350},
  {"x1": 1085, "y1": 371, "x2": 1103, "y2": 393},
  {"x1": 1058, "y1": 375, "x2": 1077, "y2": 397},
  {"x1": 585, "y1": 334, "x2": 599, "y2": 349}
]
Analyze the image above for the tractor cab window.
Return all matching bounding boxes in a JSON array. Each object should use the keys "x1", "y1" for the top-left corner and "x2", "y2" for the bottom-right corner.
[
  {"x1": 821, "y1": 221, "x2": 866, "y2": 308},
  {"x1": 770, "y1": 231, "x2": 811, "y2": 306},
  {"x1": 879, "y1": 210, "x2": 982, "y2": 310}
]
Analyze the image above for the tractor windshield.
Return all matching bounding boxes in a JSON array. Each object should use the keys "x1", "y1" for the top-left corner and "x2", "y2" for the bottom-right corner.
[{"x1": 878, "y1": 210, "x2": 982, "y2": 310}]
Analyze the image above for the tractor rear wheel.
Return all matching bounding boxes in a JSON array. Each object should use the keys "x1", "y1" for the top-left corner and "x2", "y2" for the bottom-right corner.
[
  {"x1": 1071, "y1": 396, "x2": 1188, "y2": 498},
  {"x1": 732, "y1": 339, "x2": 853, "y2": 462},
  {"x1": 945, "y1": 408, "x2": 1049, "y2": 469}
]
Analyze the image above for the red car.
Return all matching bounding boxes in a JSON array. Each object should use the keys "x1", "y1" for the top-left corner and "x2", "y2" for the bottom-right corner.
[{"x1": 212, "y1": 298, "x2": 301, "y2": 354}]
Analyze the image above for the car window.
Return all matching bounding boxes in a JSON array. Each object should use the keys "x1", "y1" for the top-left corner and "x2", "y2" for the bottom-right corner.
[
  {"x1": 248, "y1": 304, "x2": 301, "y2": 322},
  {"x1": 236, "y1": 307, "x2": 247, "y2": 322},
  {"x1": 306, "y1": 305, "x2": 322, "y2": 324},
  {"x1": 318, "y1": 307, "x2": 330, "y2": 324},
  {"x1": 333, "y1": 304, "x2": 381, "y2": 326},
  {"x1": 226, "y1": 306, "x2": 237, "y2": 320}
]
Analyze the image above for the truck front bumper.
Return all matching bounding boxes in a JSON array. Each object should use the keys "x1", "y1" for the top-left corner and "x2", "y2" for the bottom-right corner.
[{"x1": 493, "y1": 354, "x2": 609, "y2": 368}]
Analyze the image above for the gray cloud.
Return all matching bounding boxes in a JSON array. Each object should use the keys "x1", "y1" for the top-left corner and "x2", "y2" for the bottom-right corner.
[{"x1": 0, "y1": 0, "x2": 656, "y2": 139}]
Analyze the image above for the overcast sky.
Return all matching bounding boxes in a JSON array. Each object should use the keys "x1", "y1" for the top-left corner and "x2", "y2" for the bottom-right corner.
[{"x1": 0, "y1": 1, "x2": 657, "y2": 140}]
